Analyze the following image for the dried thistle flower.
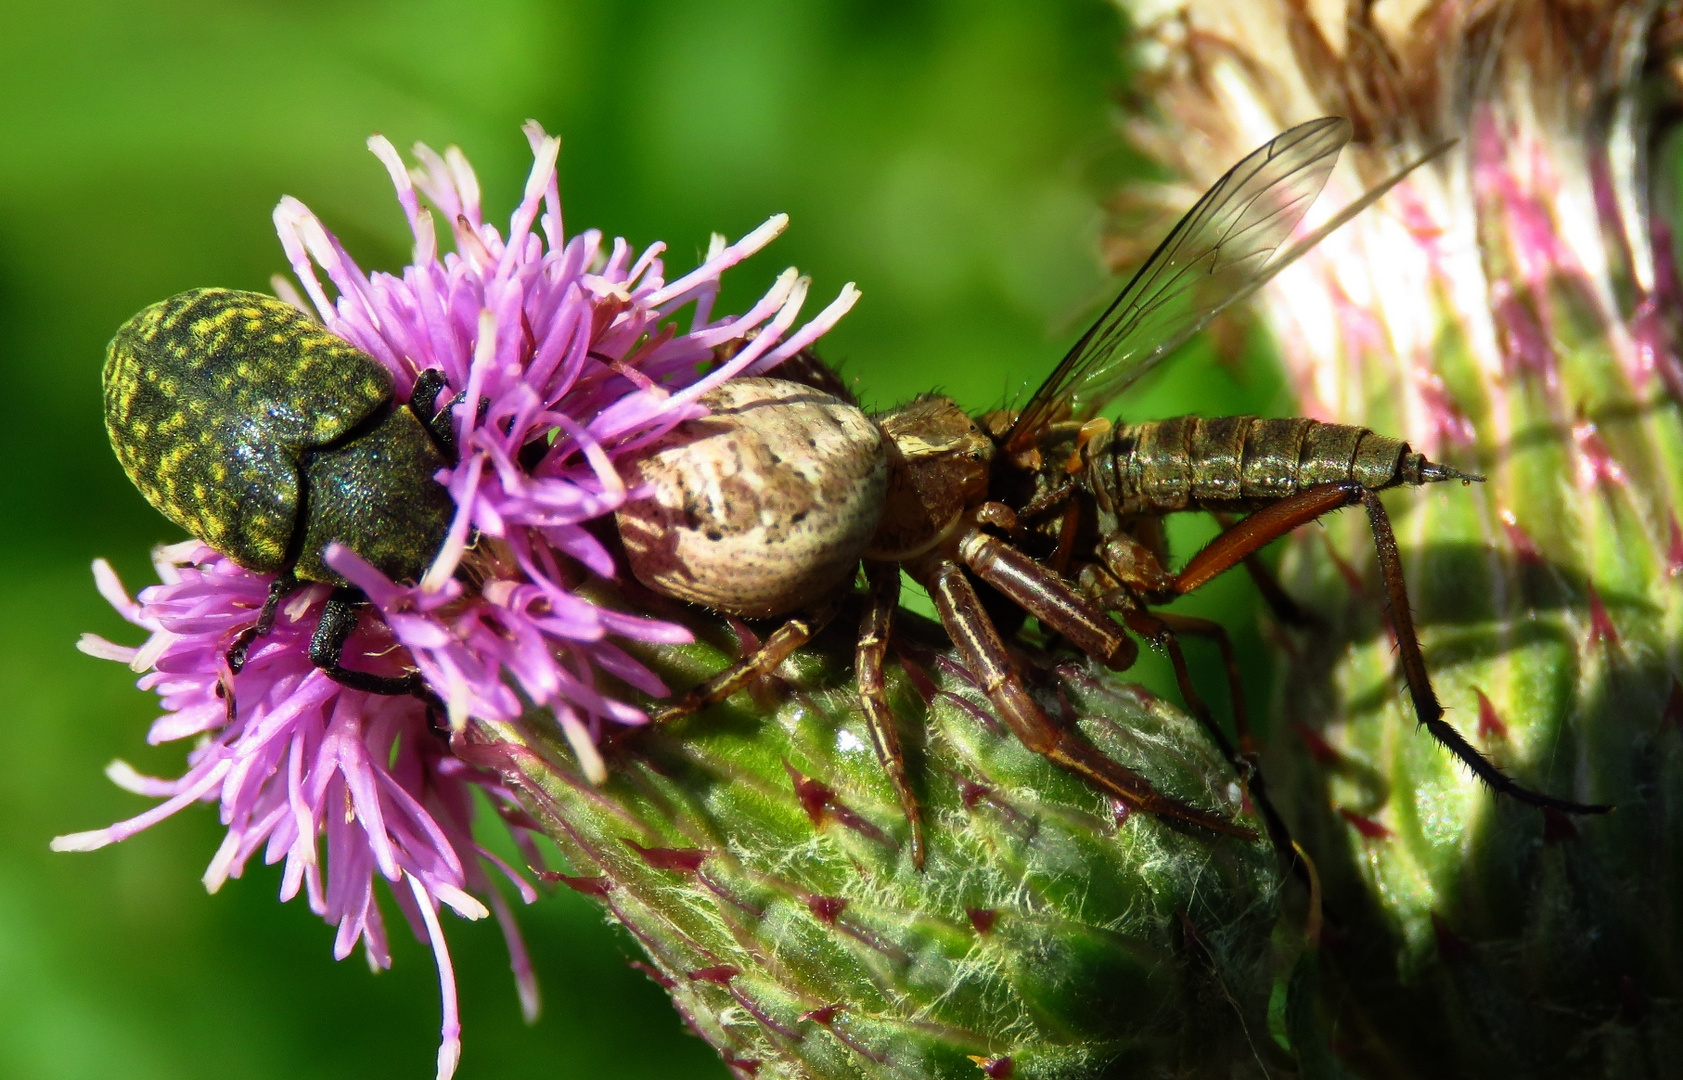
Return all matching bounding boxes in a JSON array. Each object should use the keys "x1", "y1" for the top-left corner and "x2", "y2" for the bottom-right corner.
[{"x1": 1115, "y1": 0, "x2": 1683, "y2": 1073}]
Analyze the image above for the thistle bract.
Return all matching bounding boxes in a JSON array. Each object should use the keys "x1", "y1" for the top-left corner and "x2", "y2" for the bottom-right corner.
[
  {"x1": 475, "y1": 607, "x2": 1282, "y2": 1080},
  {"x1": 1116, "y1": 0, "x2": 1683, "y2": 1073}
]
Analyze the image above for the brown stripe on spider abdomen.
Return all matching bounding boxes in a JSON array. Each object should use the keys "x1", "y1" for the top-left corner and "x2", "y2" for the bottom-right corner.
[{"x1": 1099, "y1": 415, "x2": 1428, "y2": 515}]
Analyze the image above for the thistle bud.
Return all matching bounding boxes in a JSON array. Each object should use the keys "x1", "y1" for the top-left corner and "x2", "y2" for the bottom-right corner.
[
  {"x1": 472, "y1": 608, "x2": 1283, "y2": 1079},
  {"x1": 1113, "y1": 0, "x2": 1683, "y2": 1073}
]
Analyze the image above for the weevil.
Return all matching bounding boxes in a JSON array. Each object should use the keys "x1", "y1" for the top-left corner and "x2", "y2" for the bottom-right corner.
[{"x1": 104, "y1": 288, "x2": 459, "y2": 695}]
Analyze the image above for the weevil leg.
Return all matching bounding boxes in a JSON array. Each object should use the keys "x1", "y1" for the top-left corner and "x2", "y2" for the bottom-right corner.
[
  {"x1": 911, "y1": 552, "x2": 1256, "y2": 840},
  {"x1": 1359, "y1": 490, "x2": 1613, "y2": 815},
  {"x1": 309, "y1": 587, "x2": 424, "y2": 696},
  {"x1": 227, "y1": 570, "x2": 300, "y2": 674},
  {"x1": 410, "y1": 368, "x2": 461, "y2": 463},
  {"x1": 649, "y1": 597, "x2": 845, "y2": 724},
  {"x1": 857, "y1": 562, "x2": 927, "y2": 869}
]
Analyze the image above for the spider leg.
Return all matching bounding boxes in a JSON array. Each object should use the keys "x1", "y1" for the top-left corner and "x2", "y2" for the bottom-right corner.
[
  {"x1": 911, "y1": 551, "x2": 1255, "y2": 840},
  {"x1": 649, "y1": 597, "x2": 844, "y2": 724},
  {"x1": 857, "y1": 562, "x2": 926, "y2": 869},
  {"x1": 956, "y1": 529, "x2": 1136, "y2": 671}
]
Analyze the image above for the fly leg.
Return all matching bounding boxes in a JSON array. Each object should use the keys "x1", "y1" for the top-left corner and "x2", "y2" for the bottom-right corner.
[
  {"x1": 1176, "y1": 481, "x2": 1612, "y2": 816},
  {"x1": 1094, "y1": 536, "x2": 1259, "y2": 757},
  {"x1": 1359, "y1": 490, "x2": 1612, "y2": 814},
  {"x1": 1212, "y1": 510, "x2": 1315, "y2": 627},
  {"x1": 857, "y1": 562, "x2": 926, "y2": 869},
  {"x1": 911, "y1": 550, "x2": 1256, "y2": 840},
  {"x1": 1102, "y1": 588, "x2": 1296, "y2": 861},
  {"x1": 649, "y1": 598, "x2": 844, "y2": 724},
  {"x1": 1151, "y1": 611, "x2": 1255, "y2": 753}
]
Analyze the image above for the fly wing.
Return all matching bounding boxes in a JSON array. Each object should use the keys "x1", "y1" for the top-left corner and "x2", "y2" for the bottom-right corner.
[{"x1": 1005, "y1": 117, "x2": 1350, "y2": 452}]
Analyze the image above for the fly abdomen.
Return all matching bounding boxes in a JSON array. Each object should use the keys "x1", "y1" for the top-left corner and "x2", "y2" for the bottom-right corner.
[{"x1": 1101, "y1": 415, "x2": 1453, "y2": 515}]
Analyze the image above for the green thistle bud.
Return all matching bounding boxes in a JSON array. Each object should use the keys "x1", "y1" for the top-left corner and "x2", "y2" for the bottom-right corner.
[
  {"x1": 472, "y1": 608, "x2": 1283, "y2": 1079},
  {"x1": 1113, "y1": 0, "x2": 1683, "y2": 1074}
]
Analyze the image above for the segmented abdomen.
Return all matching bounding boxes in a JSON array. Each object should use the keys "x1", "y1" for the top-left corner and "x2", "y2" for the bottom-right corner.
[{"x1": 1101, "y1": 415, "x2": 1416, "y2": 515}]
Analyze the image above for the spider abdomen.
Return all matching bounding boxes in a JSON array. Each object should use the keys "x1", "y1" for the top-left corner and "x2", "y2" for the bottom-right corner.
[{"x1": 614, "y1": 377, "x2": 887, "y2": 618}]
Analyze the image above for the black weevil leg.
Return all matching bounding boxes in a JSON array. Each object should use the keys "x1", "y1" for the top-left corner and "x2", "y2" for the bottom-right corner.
[
  {"x1": 227, "y1": 570, "x2": 299, "y2": 674},
  {"x1": 310, "y1": 587, "x2": 424, "y2": 696},
  {"x1": 410, "y1": 368, "x2": 463, "y2": 464}
]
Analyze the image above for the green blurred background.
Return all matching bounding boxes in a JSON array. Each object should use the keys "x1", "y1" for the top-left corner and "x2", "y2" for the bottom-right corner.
[{"x1": 0, "y1": 1, "x2": 1292, "y2": 1077}]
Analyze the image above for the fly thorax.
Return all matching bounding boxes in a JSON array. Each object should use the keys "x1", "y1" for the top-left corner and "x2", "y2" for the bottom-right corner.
[
  {"x1": 613, "y1": 378, "x2": 887, "y2": 619},
  {"x1": 866, "y1": 396, "x2": 992, "y2": 561}
]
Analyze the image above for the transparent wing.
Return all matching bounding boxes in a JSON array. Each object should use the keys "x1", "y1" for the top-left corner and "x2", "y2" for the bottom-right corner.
[{"x1": 1005, "y1": 117, "x2": 1350, "y2": 452}]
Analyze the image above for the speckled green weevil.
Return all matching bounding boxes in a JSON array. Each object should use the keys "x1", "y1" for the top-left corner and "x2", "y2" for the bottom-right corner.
[{"x1": 103, "y1": 288, "x2": 458, "y2": 695}]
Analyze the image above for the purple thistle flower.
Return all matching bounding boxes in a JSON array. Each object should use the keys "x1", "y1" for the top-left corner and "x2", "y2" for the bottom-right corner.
[{"x1": 57, "y1": 121, "x2": 858, "y2": 1079}]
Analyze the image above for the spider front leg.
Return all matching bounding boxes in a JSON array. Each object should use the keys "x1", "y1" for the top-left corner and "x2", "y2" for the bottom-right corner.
[
  {"x1": 856, "y1": 562, "x2": 926, "y2": 869},
  {"x1": 910, "y1": 548, "x2": 1255, "y2": 840},
  {"x1": 648, "y1": 597, "x2": 844, "y2": 725},
  {"x1": 956, "y1": 529, "x2": 1137, "y2": 671}
]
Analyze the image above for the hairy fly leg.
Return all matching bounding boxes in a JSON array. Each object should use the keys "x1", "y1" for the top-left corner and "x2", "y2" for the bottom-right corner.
[
  {"x1": 1166, "y1": 481, "x2": 1612, "y2": 816},
  {"x1": 1358, "y1": 490, "x2": 1612, "y2": 815}
]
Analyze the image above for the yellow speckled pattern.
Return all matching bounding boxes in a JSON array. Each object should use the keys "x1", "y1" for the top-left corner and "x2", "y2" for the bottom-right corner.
[{"x1": 103, "y1": 288, "x2": 395, "y2": 574}]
